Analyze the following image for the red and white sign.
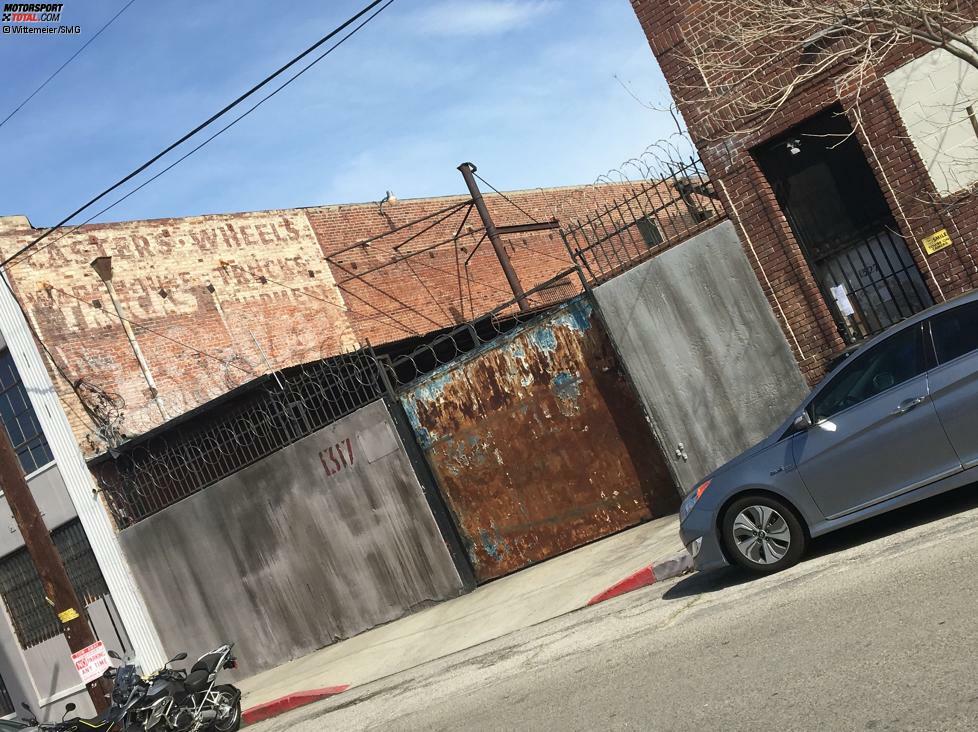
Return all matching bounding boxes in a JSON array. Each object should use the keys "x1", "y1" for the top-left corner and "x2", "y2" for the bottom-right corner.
[{"x1": 71, "y1": 640, "x2": 110, "y2": 684}]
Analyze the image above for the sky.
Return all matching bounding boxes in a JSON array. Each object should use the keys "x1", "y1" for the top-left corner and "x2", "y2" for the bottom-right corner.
[{"x1": 0, "y1": 0, "x2": 679, "y2": 226}]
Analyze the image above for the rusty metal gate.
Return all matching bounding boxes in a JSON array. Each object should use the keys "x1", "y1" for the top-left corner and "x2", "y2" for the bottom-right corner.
[{"x1": 396, "y1": 295, "x2": 677, "y2": 583}]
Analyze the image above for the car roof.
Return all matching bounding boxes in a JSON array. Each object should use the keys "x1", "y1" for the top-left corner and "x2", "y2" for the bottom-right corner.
[{"x1": 844, "y1": 287, "x2": 978, "y2": 358}]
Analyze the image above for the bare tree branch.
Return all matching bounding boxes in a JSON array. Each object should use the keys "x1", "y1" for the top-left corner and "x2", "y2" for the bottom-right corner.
[{"x1": 678, "y1": 0, "x2": 978, "y2": 138}]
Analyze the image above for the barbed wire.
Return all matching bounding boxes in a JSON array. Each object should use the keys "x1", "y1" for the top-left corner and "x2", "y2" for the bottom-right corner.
[{"x1": 91, "y1": 348, "x2": 384, "y2": 527}]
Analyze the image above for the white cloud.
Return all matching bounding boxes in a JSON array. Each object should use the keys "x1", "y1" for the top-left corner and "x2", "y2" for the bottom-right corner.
[{"x1": 411, "y1": 1, "x2": 557, "y2": 36}]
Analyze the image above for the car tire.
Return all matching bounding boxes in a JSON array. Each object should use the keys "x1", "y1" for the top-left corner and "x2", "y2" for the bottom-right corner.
[{"x1": 721, "y1": 494, "x2": 806, "y2": 574}]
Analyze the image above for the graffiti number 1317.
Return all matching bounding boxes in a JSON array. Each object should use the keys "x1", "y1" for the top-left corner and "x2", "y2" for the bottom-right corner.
[{"x1": 319, "y1": 437, "x2": 354, "y2": 478}]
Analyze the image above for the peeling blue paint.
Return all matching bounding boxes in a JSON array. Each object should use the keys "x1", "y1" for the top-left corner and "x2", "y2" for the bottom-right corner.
[
  {"x1": 480, "y1": 529, "x2": 503, "y2": 560},
  {"x1": 410, "y1": 371, "x2": 457, "y2": 403},
  {"x1": 531, "y1": 327, "x2": 558, "y2": 353},
  {"x1": 399, "y1": 295, "x2": 594, "y2": 453},
  {"x1": 400, "y1": 398, "x2": 436, "y2": 450},
  {"x1": 552, "y1": 371, "x2": 582, "y2": 403},
  {"x1": 566, "y1": 298, "x2": 593, "y2": 331},
  {"x1": 547, "y1": 297, "x2": 592, "y2": 334}
]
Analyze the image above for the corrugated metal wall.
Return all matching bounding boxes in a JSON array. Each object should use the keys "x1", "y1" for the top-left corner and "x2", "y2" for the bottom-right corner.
[
  {"x1": 400, "y1": 297, "x2": 677, "y2": 583},
  {"x1": 119, "y1": 399, "x2": 465, "y2": 676}
]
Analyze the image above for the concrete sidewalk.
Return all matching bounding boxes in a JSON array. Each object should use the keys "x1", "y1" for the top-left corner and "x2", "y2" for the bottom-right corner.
[{"x1": 237, "y1": 514, "x2": 681, "y2": 713}]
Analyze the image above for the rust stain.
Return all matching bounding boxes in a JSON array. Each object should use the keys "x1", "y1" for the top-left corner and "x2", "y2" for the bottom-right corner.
[{"x1": 401, "y1": 297, "x2": 678, "y2": 583}]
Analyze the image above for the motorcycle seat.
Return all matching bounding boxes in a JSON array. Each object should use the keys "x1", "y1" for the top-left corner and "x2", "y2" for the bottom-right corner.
[{"x1": 184, "y1": 669, "x2": 211, "y2": 693}]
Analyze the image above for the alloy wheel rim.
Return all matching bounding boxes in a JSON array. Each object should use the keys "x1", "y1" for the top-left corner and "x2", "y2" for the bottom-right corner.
[
  {"x1": 732, "y1": 505, "x2": 790, "y2": 564},
  {"x1": 214, "y1": 693, "x2": 240, "y2": 731}
]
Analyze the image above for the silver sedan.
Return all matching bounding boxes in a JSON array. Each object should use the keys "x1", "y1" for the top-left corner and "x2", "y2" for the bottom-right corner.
[{"x1": 680, "y1": 289, "x2": 978, "y2": 573}]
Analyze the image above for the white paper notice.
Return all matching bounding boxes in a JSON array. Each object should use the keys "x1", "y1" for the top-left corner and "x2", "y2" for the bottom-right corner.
[{"x1": 830, "y1": 285, "x2": 855, "y2": 317}]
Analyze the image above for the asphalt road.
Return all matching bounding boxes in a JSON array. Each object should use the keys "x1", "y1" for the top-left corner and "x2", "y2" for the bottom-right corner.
[{"x1": 252, "y1": 485, "x2": 978, "y2": 731}]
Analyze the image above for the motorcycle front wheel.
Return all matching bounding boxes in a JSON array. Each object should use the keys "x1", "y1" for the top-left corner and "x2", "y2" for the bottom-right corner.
[{"x1": 210, "y1": 685, "x2": 241, "y2": 732}]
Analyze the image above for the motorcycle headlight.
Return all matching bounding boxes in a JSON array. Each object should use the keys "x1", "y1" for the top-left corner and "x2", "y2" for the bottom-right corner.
[{"x1": 679, "y1": 479, "x2": 711, "y2": 522}]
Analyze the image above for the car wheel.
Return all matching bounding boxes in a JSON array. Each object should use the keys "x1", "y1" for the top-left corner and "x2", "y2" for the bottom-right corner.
[{"x1": 721, "y1": 494, "x2": 806, "y2": 573}]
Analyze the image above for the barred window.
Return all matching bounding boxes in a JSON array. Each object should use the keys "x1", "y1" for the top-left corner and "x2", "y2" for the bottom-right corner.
[
  {"x1": 0, "y1": 520, "x2": 109, "y2": 649},
  {"x1": 0, "y1": 349, "x2": 54, "y2": 475},
  {"x1": 636, "y1": 216, "x2": 663, "y2": 248}
]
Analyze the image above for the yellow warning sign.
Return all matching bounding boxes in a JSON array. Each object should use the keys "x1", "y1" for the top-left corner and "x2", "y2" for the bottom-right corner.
[
  {"x1": 57, "y1": 607, "x2": 79, "y2": 624},
  {"x1": 923, "y1": 228, "x2": 952, "y2": 255}
]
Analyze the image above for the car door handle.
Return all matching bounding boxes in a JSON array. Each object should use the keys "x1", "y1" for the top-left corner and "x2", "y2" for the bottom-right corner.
[{"x1": 892, "y1": 396, "x2": 926, "y2": 415}]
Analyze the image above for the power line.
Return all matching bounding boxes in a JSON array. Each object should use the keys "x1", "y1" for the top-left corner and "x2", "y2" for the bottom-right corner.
[
  {"x1": 0, "y1": 0, "x2": 140, "y2": 132},
  {"x1": 0, "y1": 276, "x2": 108, "y2": 432},
  {"x1": 44, "y1": 284, "x2": 254, "y2": 375},
  {"x1": 328, "y1": 201, "x2": 470, "y2": 258},
  {"x1": 473, "y1": 172, "x2": 541, "y2": 224},
  {"x1": 462, "y1": 174, "x2": 572, "y2": 265},
  {"x1": 332, "y1": 283, "x2": 421, "y2": 338},
  {"x1": 1, "y1": 0, "x2": 392, "y2": 270},
  {"x1": 8, "y1": 0, "x2": 396, "y2": 272},
  {"x1": 219, "y1": 260, "x2": 415, "y2": 330}
]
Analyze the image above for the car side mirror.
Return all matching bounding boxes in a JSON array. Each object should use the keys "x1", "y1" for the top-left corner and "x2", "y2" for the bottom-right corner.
[
  {"x1": 108, "y1": 650, "x2": 122, "y2": 661},
  {"x1": 62, "y1": 702, "x2": 76, "y2": 722},
  {"x1": 792, "y1": 412, "x2": 813, "y2": 432}
]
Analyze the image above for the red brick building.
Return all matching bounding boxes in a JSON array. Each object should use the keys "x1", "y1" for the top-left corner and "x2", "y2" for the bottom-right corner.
[
  {"x1": 632, "y1": 1, "x2": 978, "y2": 383},
  {"x1": 0, "y1": 180, "x2": 686, "y2": 454}
]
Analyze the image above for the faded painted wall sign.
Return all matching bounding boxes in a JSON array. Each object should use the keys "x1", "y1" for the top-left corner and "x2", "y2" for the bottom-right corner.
[{"x1": 923, "y1": 228, "x2": 952, "y2": 255}]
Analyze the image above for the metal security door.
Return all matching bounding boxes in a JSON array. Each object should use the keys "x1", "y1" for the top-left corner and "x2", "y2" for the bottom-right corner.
[{"x1": 757, "y1": 107, "x2": 933, "y2": 344}]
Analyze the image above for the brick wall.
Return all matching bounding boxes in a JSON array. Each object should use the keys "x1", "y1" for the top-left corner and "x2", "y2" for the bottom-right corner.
[
  {"x1": 304, "y1": 182, "x2": 705, "y2": 347},
  {"x1": 631, "y1": 0, "x2": 978, "y2": 383},
  {"x1": 0, "y1": 181, "x2": 695, "y2": 455},
  {"x1": 0, "y1": 211, "x2": 357, "y2": 452}
]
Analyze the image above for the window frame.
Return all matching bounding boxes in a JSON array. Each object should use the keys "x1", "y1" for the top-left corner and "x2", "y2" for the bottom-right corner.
[
  {"x1": 925, "y1": 299, "x2": 978, "y2": 368},
  {"x1": 807, "y1": 321, "x2": 930, "y2": 423},
  {"x1": 635, "y1": 216, "x2": 663, "y2": 248},
  {"x1": 0, "y1": 348, "x2": 53, "y2": 475},
  {"x1": 0, "y1": 519, "x2": 110, "y2": 650}
]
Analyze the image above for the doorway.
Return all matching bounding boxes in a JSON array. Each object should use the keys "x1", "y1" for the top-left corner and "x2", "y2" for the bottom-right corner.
[{"x1": 756, "y1": 106, "x2": 933, "y2": 343}]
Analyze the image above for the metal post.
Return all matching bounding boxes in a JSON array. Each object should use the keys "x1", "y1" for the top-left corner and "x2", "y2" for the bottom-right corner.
[
  {"x1": 457, "y1": 163, "x2": 529, "y2": 311},
  {"x1": 0, "y1": 427, "x2": 110, "y2": 713}
]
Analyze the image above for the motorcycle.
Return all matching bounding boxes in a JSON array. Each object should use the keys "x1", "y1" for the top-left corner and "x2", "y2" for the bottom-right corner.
[
  {"x1": 129, "y1": 643, "x2": 240, "y2": 732},
  {"x1": 19, "y1": 650, "x2": 147, "y2": 731}
]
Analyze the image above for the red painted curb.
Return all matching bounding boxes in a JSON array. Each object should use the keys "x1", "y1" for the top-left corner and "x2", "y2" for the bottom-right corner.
[
  {"x1": 242, "y1": 685, "x2": 350, "y2": 726},
  {"x1": 586, "y1": 565, "x2": 655, "y2": 605}
]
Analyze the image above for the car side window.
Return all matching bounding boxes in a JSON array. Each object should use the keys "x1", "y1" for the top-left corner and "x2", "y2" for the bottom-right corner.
[
  {"x1": 930, "y1": 300, "x2": 978, "y2": 365},
  {"x1": 811, "y1": 324, "x2": 925, "y2": 421}
]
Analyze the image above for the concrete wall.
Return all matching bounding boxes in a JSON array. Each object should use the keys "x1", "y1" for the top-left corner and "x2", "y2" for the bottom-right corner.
[
  {"x1": 118, "y1": 399, "x2": 464, "y2": 676},
  {"x1": 594, "y1": 220, "x2": 810, "y2": 491},
  {"x1": 886, "y1": 29, "x2": 978, "y2": 195}
]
